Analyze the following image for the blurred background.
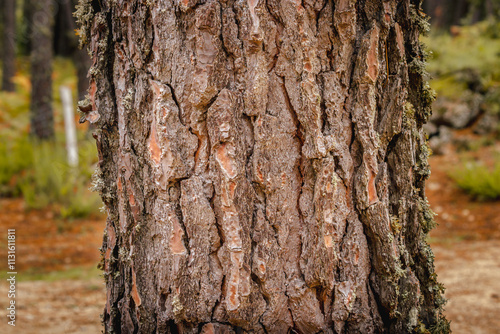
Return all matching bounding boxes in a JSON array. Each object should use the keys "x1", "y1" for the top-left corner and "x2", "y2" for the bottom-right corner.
[{"x1": 0, "y1": 0, "x2": 499, "y2": 333}]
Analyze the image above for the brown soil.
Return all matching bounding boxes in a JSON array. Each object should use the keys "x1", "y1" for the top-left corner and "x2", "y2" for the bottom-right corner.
[
  {"x1": 0, "y1": 199, "x2": 104, "y2": 273},
  {"x1": 0, "y1": 279, "x2": 104, "y2": 333},
  {"x1": 427, "y1": 141, "x2": 500, "y2": 333},
  {"x1": 0, "y1": 142, "x2": 499, "y2": 333},
  {"x1": 427, "y1": 140, "x2": 500, "y2": 242}
]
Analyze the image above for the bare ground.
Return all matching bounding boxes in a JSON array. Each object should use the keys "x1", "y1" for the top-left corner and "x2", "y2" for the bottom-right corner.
[{"x1": 0, "y1": 144, "x2": 499, "y2": 333}]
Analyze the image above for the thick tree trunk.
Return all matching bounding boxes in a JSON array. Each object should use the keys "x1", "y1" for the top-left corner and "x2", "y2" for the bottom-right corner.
[
  {"x1": 30, "y1": 0, "x2": 55, "y2": 139},
  {"x1": 2, "y1": 0, "x2": 16, "y2": 92},
  {"x1": 81, "y1": 0, "x2": 449, "y2": 332}
]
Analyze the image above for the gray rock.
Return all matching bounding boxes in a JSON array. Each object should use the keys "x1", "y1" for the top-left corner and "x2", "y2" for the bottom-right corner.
[
  {"x1": 473, "y1": 113, "x2": 499, "y2": 135},
  {"x1": 442, "y1": 102, "x2": 474, "y2": 128},
  {"x1": 431, "y1": 93, "x2": 482, "y2": 129},
  {"x1": 423, "y1": 122, "x2": 437, "y2": 137},
  {"x1": 428, "y1": 126, "x2": 453, "y2": 155}
]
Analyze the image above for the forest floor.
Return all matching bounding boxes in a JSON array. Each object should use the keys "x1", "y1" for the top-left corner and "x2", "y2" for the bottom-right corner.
[
  {"x1": 0, "y1": 146, "x2": 499, "y2": 333},
  {"x1": 425, "y1": 142, "x2": 500, "y2": 333}
]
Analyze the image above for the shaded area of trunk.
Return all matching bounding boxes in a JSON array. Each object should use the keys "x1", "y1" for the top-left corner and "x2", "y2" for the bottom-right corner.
[
  {"x1": 30, "y1": 0, "x2": 54, "y2": 140},
  {"x1": 81, "y1": 0, "x2": 449, "y2": 333},
  {"x1": 2, "y1": 0, "x2": 16, "y2": 92}
]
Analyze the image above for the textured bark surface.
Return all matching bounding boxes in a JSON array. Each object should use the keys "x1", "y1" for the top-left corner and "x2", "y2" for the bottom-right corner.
[
  {"x1": 30, "y1": 0, "x2": 54, "y2": 139},
  {"x1": 81, "y1": 0, "x2": 449, "y2": 332},
  {"x1": 2, "y1": 0, "x2": 16, "y2": 92}
]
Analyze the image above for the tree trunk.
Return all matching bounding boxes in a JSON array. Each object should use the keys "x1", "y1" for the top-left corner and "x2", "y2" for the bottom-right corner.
[
  {"x1": 30, "y1": 0, "x2": 54, "y2": 139},
  {"x1": 81, "y1": 0, "x2": 449, "y2": 332},
  {"x1": 19, "y1": 0, "x2": 34, "y2": 55},
  {"x1": 56, "y1": 0, "x2": 91, "y2": 100},
  {"x1": 2, "y1": 0, "x2": 16, "y2": 92}
]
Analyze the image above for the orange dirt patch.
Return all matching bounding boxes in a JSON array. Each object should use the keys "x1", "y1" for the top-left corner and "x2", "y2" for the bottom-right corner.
[
  {"x1": 428, "y1": 143, "x2": 500, "y2": 242},
  {"x1": 0, "y1": 198, "x2": 104, "y2": 274},
  {"x1": 0, "y1": 198, "x2": 106, "y2": 333}
]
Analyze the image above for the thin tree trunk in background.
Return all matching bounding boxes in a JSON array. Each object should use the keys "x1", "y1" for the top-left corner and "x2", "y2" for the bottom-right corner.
[
  {"x1": 58, "y1": 0, "x2": 91, "y2": 100},
  {"x1": 81, "y1": 0, "x2": 449, "y2": 332},
  {"x1": 30, "y1": 0, "x2": 54, "y2": 139},
  {"x1": 54, "y1": 0, "x2": 72, "y2": 57},
  {"x1": 73, "y1": 47, "x2": 91, "y2": 101},
  {"x1": 485, "y1": 0, "x2": 494, "y2": 17},
  {"x1": 424, "y1": 0, "x2": 498, "y2": 28},
  {"x1": 19, "y1": 0, "x2": 33, "y2": 55},
  {"x1": 453, "y1": 0, "x2": 469, "y2": 25},
  {"x1": 2, "y1": 0, "x2": 16, "y2": 92}
]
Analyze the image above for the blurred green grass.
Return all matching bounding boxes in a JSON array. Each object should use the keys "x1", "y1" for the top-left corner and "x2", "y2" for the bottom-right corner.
[
  {"x1": 17, "y1": 265, "x2": 102, "y2": 282},
  {"x1": 450, "y1": 156, "x2": 500, "y2": 201}
]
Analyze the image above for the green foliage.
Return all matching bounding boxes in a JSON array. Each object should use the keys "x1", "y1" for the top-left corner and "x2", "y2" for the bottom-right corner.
[
  {"x1": 424, "y1": 21, "x2": 500, "y2": 116},
  {"x1": 0, "y1": 57, "x2": 102, "y2": 218},
  {"x1": 450, "y1": 157, "x2": 500, "y2": 200},
  {"x1": 425, "y1": 21, "x2": 500, "y2": 77},
  {"x1": 17, "y1": 138, "x2": 102, "y2": 218},
  {"x1": 0, "y1": 135, "x2": 33, "y2": 196}
]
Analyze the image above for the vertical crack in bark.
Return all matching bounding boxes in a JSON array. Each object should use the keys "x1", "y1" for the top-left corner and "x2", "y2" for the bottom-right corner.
[
  {"x1": 280, "y1": 76, "x2": 304, "y2": 146},
  {"x1": 281, "y1": 74, "x2": 308, "y2": 286},
  {"x1": 165, "y1": 83, "x2": 183, "y2": 125},
  {"x1": 90, "y1": 0, "x2": 448, "y2": 331},
  {"x1": 176, "y1": 180, "x2": 191, "y2": 257}
]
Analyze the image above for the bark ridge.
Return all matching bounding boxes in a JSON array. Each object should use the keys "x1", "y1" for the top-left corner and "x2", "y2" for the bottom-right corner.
[{"x1": 80, "y1": 0, "x2": 449, "y2": 332}]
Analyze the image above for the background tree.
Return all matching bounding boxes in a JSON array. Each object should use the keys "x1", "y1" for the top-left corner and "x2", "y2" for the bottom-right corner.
[
  {"x1": 79, "y1": 0, "x2": 449, "y2": 332},
  {"x1": 30, "y1": 0, "x2": 55, "y2": 139},
  {"x1": 423, "y1": 0, "x2": 500, "y2": 28},
  {"x1": 19, "y1": 0, "x2": 34, "y2": 55},
  {"x1": 2, "y1": 0, "x2": 16, "y2": 92},
  {"x1": 54, "y1": 0, "x2": 91, "y2": 100}
]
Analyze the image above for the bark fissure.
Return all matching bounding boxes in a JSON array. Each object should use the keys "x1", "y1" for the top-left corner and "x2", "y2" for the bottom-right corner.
[{"x1": 84, "y1": 0, "x2": 449, "y2": 332}]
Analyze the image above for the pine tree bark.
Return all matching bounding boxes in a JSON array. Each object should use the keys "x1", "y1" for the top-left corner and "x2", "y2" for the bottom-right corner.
[
  {"x1": 30, "y1": 0, "x2": 55, "y2": 139},
  {"x1": 2, "y1": 0, "x2": 16, "y2": 92},
  {"x1": 80, "y1": 0, "x2": 449, "y2": 332}
]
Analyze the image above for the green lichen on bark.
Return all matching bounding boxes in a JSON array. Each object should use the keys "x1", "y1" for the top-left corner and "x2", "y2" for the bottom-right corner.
[
  {"x1": 417, "y1": 197, "x2": 437, "y2": 233},
  {"x1": 74, "y1": 0, "x2": 94, "y2": 47},
  {"x1": 403, "y1": 101, "x2": 416, "y2": 128},
  {"x1": 409, "y1": 3, "x2": 431, "y2": 36},
  {"x1": 416, "y1": 140, "x2": 432, "y2": 179}
]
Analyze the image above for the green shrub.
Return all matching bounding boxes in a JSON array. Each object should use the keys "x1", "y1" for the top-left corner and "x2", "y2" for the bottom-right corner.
[
  {"x1": 16, "y1": 138, "x2": 102, "y2": 218},
  {"x1": 450, "y1": 157, "x2": 500, "y2": 200},
  {"x1": 0, "y1": 135, "x2": 34, "y2": 196}
]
